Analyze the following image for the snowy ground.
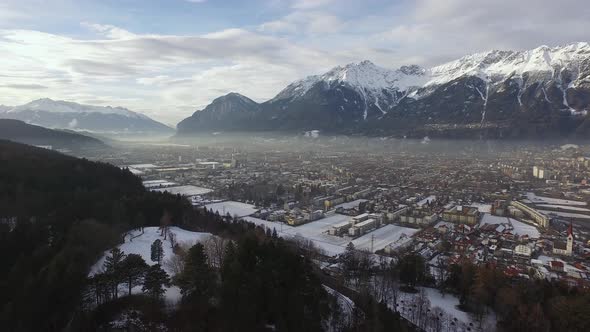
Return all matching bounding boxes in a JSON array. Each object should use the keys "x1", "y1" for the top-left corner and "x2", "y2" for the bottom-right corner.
[
  {"x1": 510, "y1": 219, "x2": 541, "y2": 238},
  {"x1": 480, "y1": 213, "x2": 513, "y2": 225},
  {"x1": 397, "y1": 287, "x2": 496, "y2": 331},
  {"x1": 204, "y1": 201, "x2": 259, "y2": 217},
  {"x1": 243, "y1": 215, "x2": 418, "y2": 256},
  {"x1": 351, "y1": 224, "x2": 418, "y2": 252},
  {"x1": 90, "y1": 227, "x2": 212, "y2": 304},
  {"x1": 525, "y1": 193, "x2": 586, "y2": 206},
  {"x1": 538, "y1": 209, "x2": 590, "y2": 219},
  {"x1": 480, "y1": 213, "x2": 540, "y2": 238},
  {"x1": 154, "y1": 185, "x2": 212, "y2": 196},
  {"x1": 323, "y1": 285, "x2": 354, "y2": 327},
  {"x1": 537, "y1": 204, "x2": 590, "y2": 212}
]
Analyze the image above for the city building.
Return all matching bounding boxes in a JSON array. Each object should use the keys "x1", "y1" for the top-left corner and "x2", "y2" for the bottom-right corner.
[{"x1": 442, "y1": 206, "x2": 480, "y2": 225}]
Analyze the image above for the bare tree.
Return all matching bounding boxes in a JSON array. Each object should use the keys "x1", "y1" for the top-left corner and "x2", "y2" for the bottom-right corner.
[
  {"x1": 164, "y1": 243, "x2": 188, "y2": 275},
  {"x1": 169, "y1": 231, "x2": 176, "y2": 249},
  {"x1": 159, "y1": 210, "x2": 172, "y2": 240},
  {"x1": 204, "y1": 236, "x2": 231, "y2": 269}
]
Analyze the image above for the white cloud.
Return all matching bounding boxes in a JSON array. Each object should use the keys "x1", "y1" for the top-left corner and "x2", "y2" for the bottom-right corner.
[
  {"x1": 291, "y1": 0, "x2": 336, "y2": 10},
  {"x1": 258, "y1": 11, "x2": 345, "y2": 35},
  {"x1": 0, "y1": 0, "x2": 588, "y2": 125},
  {"x1": 0, "y1": 25, "x2": 341, "y2": 124},
  {"x1": 81, "y1": 22, "x2": 137, "y2": 39}
]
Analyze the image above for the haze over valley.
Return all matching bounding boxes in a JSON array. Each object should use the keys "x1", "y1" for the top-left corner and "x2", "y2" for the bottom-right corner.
[{"x1": 3, "y1": 1, "x2": 590, "y2": 331}]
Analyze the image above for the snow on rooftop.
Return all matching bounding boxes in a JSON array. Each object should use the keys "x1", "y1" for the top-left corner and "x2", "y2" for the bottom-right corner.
[
  {"x1": 468, "y1": 202, "x2": 492, "y2": 213},
  {"x1": 416, "y1": 195, "x2": 436, "y2": 207},
  {"x1": 335, "y1": 199, "x2": 368, "y2": 210},
  {"x1": 480, "y1": 213, "x2": 540, "y2": 238}
]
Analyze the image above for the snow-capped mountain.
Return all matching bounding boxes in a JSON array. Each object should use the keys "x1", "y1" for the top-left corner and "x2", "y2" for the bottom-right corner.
[
  {"x1": 426, "y1": 43, "x2": 590, "y2": 87},
  {"x1": 271, "y1": 60, "x2": 427, "y2": 120},
  {"x1": 0, "y1": 98, "x2": 172, "y2": 134},
  {"x1": 177, "y1": 43, "x2": 590, "y2": 139}
]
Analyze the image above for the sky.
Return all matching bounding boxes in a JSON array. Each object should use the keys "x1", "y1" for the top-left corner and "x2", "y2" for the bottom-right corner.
[{"x1": 0, "y1": 0, "x2": 589, "y2": 126}]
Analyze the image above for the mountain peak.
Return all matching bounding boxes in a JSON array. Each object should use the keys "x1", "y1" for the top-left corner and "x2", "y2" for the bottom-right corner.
[
  {"x1": 0, "y1": 98, "x2": 172, "y2": 133},
  {"x1": 210, "y1": 92, "x2": 258, "y2": 106}
]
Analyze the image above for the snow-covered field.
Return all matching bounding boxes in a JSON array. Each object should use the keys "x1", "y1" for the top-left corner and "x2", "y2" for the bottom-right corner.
[
  {"x1": 351, "y1": 224, "x2": 418, "y2": 252},
  {"x1": 244, "y1": 215, "x2": 418, "y2": 256},
  {"x1": 204, "y1": 201, "x2": 259, "y2": 217},
  {"x1": 525, "y1": 193, "x2": 586, "y2": 206},
  {"x1": 90, "y1": 227, "x2": 212, "y2": 304},
  {"x1": 397, "y1": 287, "x2": 496, "y2": 331},
  {"x1": 537, "y1": 204, "x2": 590, "y2": 212},
  {"x1": 539, "y1": 209, "x2": 590, "y2": 219},
  {"x1": 154, "y1": 185, "x2": 212, "y2": 196},
  {"x1": 480, "y1": 213, "x2": 540, "y2": 238}
]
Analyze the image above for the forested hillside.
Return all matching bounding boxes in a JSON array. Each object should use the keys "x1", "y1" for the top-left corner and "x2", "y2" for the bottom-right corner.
[
  {"x1": 0, "y1": 141, "x2": 416, "y2": 331},
  {"x1": 0, "y1": 140, "x2": 192, "y2": 331}
]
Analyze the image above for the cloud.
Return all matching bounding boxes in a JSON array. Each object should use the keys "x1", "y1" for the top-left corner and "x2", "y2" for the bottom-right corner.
[
  {"x1": 0, "y1": 0, "x2": 588, "y2": 125},
  {"x1": 0, "y1": 83, "x2": 48, "y2": 89},
  {"x1": 291, "y1": 0, "x2": 336, "y2": 10},
  {"x1": 0, "y1": 25, "x2": 342, "y2": 124},
  {"x1": 374, "y1": 0, "x2": 590, "y2": 65},
  {"x1": 258, "y1": 11, "x2": 345, "y2": 35},
  {"x1": 81, "y1": 22, "x2": 137, "y2": 39}
]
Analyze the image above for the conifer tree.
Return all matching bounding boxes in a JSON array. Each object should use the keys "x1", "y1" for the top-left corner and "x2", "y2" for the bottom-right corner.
[
  {"x1": 142, "y1": 264, "x2": 170, "y2": 300},
  {"x1": 151, "y1": 239, "x2": 164, "y2": 264}
]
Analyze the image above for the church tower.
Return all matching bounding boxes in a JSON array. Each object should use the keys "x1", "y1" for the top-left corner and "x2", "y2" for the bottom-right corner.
[{"x1": 566, "y1": 223, "x2": 574, "y2": 255}]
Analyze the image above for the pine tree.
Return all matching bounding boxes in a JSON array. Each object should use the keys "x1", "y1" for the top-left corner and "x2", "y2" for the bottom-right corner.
[
  {"x1": 121, "y1": 254, "x2": 148, "y2": 295},
  {"x1": 142, "y1": 264, "x2": 170, "y2": 300},
  {"x1": 272, "y1": 228, "x2": 278, "y2": 239},
  {"x1": 342, "y1": 242, "x2": 359, "y2": 279},
  {"x1": 103, "y1": 247, "x2": 126, "y2": 298},
  {"x1": 151, "y1": 239, "x2": 164, "y2": 264},
  {"x1": 177, "y1": 243, "x2": 215, "y2": 302}
]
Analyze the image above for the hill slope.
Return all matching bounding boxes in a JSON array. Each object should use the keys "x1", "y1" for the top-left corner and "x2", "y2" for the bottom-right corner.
[
  {"x1": 0, "y1": 119, "x2": 106, "y2": 149},
  {"x1": 0, "y1": 140, "x2": 193, "y2": 331}
]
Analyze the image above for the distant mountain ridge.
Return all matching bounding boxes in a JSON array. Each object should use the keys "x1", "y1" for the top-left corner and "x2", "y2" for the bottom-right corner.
[
  {"x1": 0, "y1": 119, "x2": 106, "y2": 149},
  {"x1": 177, "y1": 42, "x2": 590, "y2": 139},
  {"x1": 0, "y1": 98, "x2": 172, "y2": 134}
]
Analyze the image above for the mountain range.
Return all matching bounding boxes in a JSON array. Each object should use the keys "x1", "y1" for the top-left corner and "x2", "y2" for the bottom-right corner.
[
  {"x1": 0, "y1": 98, "x2": 172, "y2": 135},
  {"x1": 177, "y1": 43, "x2": 590, "y2": 139}
]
